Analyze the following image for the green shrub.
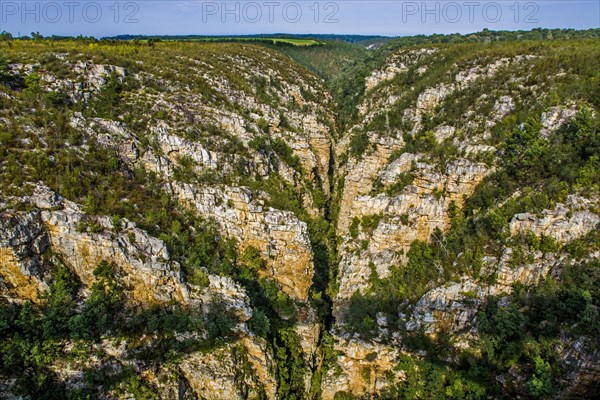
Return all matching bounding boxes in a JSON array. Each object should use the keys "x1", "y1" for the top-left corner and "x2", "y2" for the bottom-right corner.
[
  {"x1": 272, "y1": 138, "x2": 302, "y2": 172},
  {"x1": 348, "y1": 131, "x2": 369, "y2": 158},
  {"x1": 274, "y1": 328, "x2": 306, "y2": 399},
  {"x1": 361, "y1": 214, "x2": 382, "y2": 234},
  {"x1": 85, "y1": 72, "x2": 123, "y2": 119},
  {"x1": 187, "y1": 268, "x2": 210, "y2": 287},
  {"x1": 385, "y1": 173, "x2": 413, "y2": 196},
  {"x1": 248, "y1": 308, "x2": 270, "y2": 337},
  {"x1": 257, "y1": 117, "x2": 270, "y2": 133},
  {"x1": 240, "y1": 246, "x2": 266, "y2": 271},
  {"x1": 333, "y1": 391, "x2": 355, "y2": 400},
  {"x1": 349, "y1": 217, "x2": 360, "y2": 239}
]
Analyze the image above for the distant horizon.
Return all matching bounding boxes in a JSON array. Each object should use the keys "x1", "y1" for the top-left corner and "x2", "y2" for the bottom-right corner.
[
  {"x1": 106, "y1": 27, "x2": 600, "y2": 38},
  {"x1": 6, "y1": 27, "x2": 600, "y2": 41}
]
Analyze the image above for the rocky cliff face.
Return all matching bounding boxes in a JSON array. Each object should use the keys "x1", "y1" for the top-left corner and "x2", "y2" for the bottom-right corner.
[
  {"x1": 173, "y1": 184, "x2": 314, "y2": 302},
  {"x1": 323, "y1": 40, "x2": 600, "y2": 398},
  {"x1": 1, "y1": 36, "x2": 599, "y2": 399},
  {"x1": 31, "y1": 184, "x2": 189, "y2": 303},
  {"x1": 0, "y1": 208, "x2": 49, "y2": 302},
  {"x1": 1, "y1": 183, "x2": 281, "y2": 400},
  {"x1": 0, "y1": 41, "x2": 332, "y2": 399}
]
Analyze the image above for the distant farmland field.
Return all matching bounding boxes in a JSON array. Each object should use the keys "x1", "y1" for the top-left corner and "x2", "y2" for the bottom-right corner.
[{"x1": 160, "y1": 37, "x2": 320, "y2": 46}]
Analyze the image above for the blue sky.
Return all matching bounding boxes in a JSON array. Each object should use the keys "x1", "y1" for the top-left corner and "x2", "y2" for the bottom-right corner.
[{"x1": 0, "y1": 1, "x2": 598, "y2": 37}]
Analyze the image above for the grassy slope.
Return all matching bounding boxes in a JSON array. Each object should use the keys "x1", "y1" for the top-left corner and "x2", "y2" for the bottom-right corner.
[{"x1": 275, "y1": 40, "x2": 369, "y2": 81}]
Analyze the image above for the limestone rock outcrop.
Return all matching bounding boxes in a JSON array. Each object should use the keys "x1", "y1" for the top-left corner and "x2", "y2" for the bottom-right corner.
[
  {"x1": 174, "y1": 184, "x2": 314, "y2": 302},
  {"x1": 31, "y1": 184, "x2": 189, "y2": 303},
  {"x1": 510, "y1": 195, "x2": 600, "y2": 244},
  {"x1": 0, "y1": 208, "x2": 50, "y2": 302}
]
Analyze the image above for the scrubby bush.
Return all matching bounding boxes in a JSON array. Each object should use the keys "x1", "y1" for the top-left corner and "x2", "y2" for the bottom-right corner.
[{"x1": 348, "y1": 130, "x2": 369, "y2": 158}]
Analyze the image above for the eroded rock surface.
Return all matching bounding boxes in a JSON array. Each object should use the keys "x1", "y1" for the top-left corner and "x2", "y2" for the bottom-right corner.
[{"x1": 174, "y1": 183, "x2": 314, "y2": 301}]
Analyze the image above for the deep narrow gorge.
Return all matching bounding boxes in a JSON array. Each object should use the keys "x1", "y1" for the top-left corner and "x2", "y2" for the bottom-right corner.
[{"x1": 1, "y1": 30, "x2": 600, "y2": 399}]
